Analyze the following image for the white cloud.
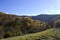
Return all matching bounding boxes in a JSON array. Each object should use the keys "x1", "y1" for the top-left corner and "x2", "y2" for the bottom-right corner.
[
  {"x1": 2, "y1": 10, "x2": 60, "y2": 16},
  {"x1": 44, "y1": 10, "x2": 60, "y2": 14}
]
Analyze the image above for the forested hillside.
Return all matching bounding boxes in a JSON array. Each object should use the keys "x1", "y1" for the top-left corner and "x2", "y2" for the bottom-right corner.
[
  {"x1": 0, "y1": 12, "x2": 60, "y2": 40},
  {"x1": 0, "y1": 12, "x2": 51, "y2": 39}
]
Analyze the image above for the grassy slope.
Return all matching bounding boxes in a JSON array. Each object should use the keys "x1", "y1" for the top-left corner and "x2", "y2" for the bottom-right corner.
[{"x1": 1, "y1": 28, "x2": 60, "y2": 40}]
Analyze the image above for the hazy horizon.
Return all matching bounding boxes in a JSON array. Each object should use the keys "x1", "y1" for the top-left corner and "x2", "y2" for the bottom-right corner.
[{"x1": 2, "y1": 12, "x2": 60, "y2": 16}]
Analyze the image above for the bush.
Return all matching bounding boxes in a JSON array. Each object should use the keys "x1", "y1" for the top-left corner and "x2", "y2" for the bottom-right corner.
[{"x1": 4, "y1": 31, "x2": 13, "y2": 38}]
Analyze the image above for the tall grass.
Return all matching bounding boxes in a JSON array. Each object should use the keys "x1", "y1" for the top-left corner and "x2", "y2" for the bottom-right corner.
[{"x1": 1, "y1": 28, "x2": 60, "y2": 40}]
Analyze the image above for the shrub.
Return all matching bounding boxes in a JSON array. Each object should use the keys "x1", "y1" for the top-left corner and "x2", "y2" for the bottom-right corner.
[{"x1": 4, "y1": 31, "x2": 13, "y2": 38}]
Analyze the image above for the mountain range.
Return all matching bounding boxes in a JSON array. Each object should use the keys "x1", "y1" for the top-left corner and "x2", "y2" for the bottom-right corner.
[{"x1": 30, "y1": 14, "x2": 60, "y2": 23}]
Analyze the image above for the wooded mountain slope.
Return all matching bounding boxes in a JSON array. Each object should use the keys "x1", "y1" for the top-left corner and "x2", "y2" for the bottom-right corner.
[
  {"x1": 0, "y1": 12, "x2": 60, "y2": 39},
  {"x1": 0, "y1": 12, "x2": 51, "y2": 39}
]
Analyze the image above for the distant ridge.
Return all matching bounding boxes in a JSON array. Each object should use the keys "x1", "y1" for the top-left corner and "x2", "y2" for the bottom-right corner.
[{"x1": 31, "y1": 14, "x2": 60, "y2": 23}]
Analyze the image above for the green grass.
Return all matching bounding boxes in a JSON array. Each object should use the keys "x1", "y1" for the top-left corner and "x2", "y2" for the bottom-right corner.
[{"x1": 0, "y1": 28, "x2": 60, "y2": 40}]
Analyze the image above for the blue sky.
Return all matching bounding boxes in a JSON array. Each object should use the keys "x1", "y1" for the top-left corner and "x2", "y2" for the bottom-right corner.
[{"x1": 0, "y1": 0, "x2": 60, "y2": 16}]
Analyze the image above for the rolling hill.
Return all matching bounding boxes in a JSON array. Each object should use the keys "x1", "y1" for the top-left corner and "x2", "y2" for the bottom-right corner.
[
  {"x1": 0, "y1": 12, "x2": 51, "y2": 39},
  {"x1": 1, "y1": 28, "x2": 60, "y2": 40},
  {"x1": 0, "y1": 12, "x2": 60, "y2": 40}
]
